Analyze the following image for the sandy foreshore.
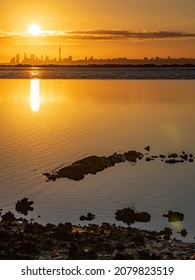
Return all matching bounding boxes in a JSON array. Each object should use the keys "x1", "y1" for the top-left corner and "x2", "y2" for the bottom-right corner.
[{"x1": 0, "y1": 210, "x2": 195, "y2": 260}]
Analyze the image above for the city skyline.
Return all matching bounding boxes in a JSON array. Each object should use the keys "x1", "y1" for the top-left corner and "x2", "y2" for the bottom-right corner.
[
  {"x1": 7, "y1": 49, "x2": 195, "y2": 66},
  {"x1": 0, "y1": 1, "x2": 195, "y2": 63}
]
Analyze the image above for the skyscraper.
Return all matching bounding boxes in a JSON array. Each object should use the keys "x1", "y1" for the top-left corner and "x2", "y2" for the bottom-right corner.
[
  {"x1": 16, "y1": 54, "x2": 20, "y2": 64},
  {"x1": 59, "y1": 45, "x2": 62, "y2": 62}
]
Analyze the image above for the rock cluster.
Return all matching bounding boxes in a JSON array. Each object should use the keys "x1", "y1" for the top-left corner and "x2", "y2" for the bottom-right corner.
[
  {"x1": 43, "y1": 149, "x2": 194, "y2": 181},
  {"x1": 43, "y1": 151, "x2": 142, "y2": 181},
  {"x1": 0, "y1": 212, "x2": 195, "y2": 260},
  {"x1": 163, "y1": 211, "x2": 184, "y2": 222},
  {"x1": 115, "y1": 207, "x2": 151, "y2": 225},
  {"x1": 15, "y1": 198, "x2": 34, "y2": 216},
  {"x1": 79, "y1": 213, "x2": 95, "y2": 221},
  {"x1": 1, "y1": 199, "x2": 194, "y2": 260}
]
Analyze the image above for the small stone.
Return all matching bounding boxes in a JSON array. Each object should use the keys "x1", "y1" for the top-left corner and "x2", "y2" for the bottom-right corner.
[
  {"x1": 69, "y1": 243, "x2": 79, "y2": 258},
  {"x1": 168, "y1": 153, "x2": 178, "y2": 158},
  {"x1": 180, "y1": 228, "x2": 188, "y2": 237},
  {"x1": 15, "y1": 198, "x2": 34, "y2": 216},
  {"x1": 144, "y1": 146, "x2": 150, "y2": 152},
  {"x1": 1, "y1": 211, "x2": 16, "y2": 222},
  {"x1": 163, "y1": 211, "x2": 184, "y2": 222}
]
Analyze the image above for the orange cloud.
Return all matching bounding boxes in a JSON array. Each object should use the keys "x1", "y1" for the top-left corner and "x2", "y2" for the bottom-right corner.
[{"x1": 1, "y1": 29, "x2": 195, "y2": 45}]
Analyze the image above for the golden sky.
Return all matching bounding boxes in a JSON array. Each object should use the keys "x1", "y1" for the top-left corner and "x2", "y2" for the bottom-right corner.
[{"x1": 0, "y1": 0, "x2": 195, "y2": 62}]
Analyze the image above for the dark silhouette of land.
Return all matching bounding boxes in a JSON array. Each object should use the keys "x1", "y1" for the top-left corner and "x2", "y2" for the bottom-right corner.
[
  {"x1": 0, "y1": 199, "x2": 194, "y2": 259},
  {"x1": 43, "y1": 149, "x2": 194, "y2": 182},
  {"x1": 1, "y1": 51, "x2": 195, "y2": 66},
  {"x1": 1, "y1": 63, "x2": 195, "y2": 68}
]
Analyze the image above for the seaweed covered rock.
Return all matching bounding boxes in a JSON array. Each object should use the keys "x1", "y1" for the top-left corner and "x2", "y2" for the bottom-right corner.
[
  {"x1": 163, "y1": 211, "x2": 184, "y2": 222},
  {"x1": 1, "y1": 211, "x2": 16, "y2": 222},
  {"x1": 57, "y1": 156, "x2": 109, "y2": 181},
  {"x1": 43, "y1": 148, "x2": 194, "y2": 182},
  {"x1": 115, "y1": 207, "x2": 151, "y2": 225},
  {"x1": 180, "y1": 228, "x2": 188, "y2": 237},
  {"x1": 79, "y1": 213, "x2": 95, "y2": 221},
  {"x1": 15, "y1": 198, "x2": 34, "y2": 216},
  {"x1": 124, "y1": 150, "x2": 143, "y2": 163}
]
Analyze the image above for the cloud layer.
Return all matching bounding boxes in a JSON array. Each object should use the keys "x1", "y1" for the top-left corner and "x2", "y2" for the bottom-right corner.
[
  {"x1": 1, "y1": 29, "x2": 195, "y2": 45},
  {"x1": 66, "y1": 30, "x2": 195, "y2": 40}
]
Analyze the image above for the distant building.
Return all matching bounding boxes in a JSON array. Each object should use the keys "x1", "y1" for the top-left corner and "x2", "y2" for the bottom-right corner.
[
  {"x1": 8, "y1": 48, "x2": 195, "y2": 66},
  {"x1": 59, "y1": 45, "x2": 62, "y2": 62},
  {"x1": 16, "y1": 54, "x2": 20, "y2": 64}
]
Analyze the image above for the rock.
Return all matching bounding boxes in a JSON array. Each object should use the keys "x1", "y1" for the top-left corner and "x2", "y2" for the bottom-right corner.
[
  {"x1": 43, "y1": 148, "x2": 195, "y2": 181},
  {"x1": 180, "y1": 154, "x2": 188, "y2": 161},
  {"x1": 69, "y1": 242, "x2": 79, "y2": 258},
  {"x1": 43, "y1": 173, "x2": 56, "y2": 181},
  {"x1": 101, "y1": 242, "x2": 114, "y2": 252},
  {"x1": 165, "y1": 159, "x2": 182, "y2": 164},
  {"x1": 163, "y1": 211, "x2": 184, "y2": 222},
  {"x1": 132, "y1": 233, "x2": 145, "y2": 245},
  {"x1": 145, "y1": 157, "x2": 154, "y2": 162},
  {"x1": 115, "y1": 207, "x2": 137, "y2": 225},
  {"x1": 136, "y1": 212, "x2": 151, "y2": 223},
  {"x1": 1, "y1": 211, "x2": 16, "y2": 222},
  {"x1": 81, "y1": 248, "x2": 98, "y2": 259},
  {"x1": 1, "y1": 199, "x2": 195, "y2": 260},
  {"x1": 115, "y1": 207, "x2": 151, "y2": 225},
  {"x1": 137, "y1": 250, "x2": 151, "y2": 259},
  {"x1": 144, "y1": 146, "x2": 150, "y2": 152},
  {"x1": 160, "y1": 228, "x2": 172, "y2": 240},
  {"x1": 15, "y1": 198, "x2": 34, "y2": 216},
  {"x1": 180, "y1": 228, "x2": 188, "y2": 237},
  {"x1": 168, "y1": 153, "x2": 178, "y2": 158},
  {"x1": 79, "y1": 213, "x2": 95, "y2": 221},
  {"x1": 124, "y1": 150, "x2": 143, "y2": 163},
  {"x1": 18, "y1": 240, "x2": 38, "y2": 253},
  {"x1": 159, "y1": 154, "x2": 166, "y2": 158},
  {"x1": 115, "y1": 242, "x2": 126, "y2": 250}
]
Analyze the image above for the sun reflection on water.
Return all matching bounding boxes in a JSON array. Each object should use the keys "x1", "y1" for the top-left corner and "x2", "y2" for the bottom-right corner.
[{"x1": 30, "y1": 79, "x2": 40, "y2": 112}]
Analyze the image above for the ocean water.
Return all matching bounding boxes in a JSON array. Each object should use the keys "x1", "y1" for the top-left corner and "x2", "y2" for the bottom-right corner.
[
  {"x1": 0, "y1": 66, "x2": 195, "y2": 79},
  {"x1": 0, "y1": 69, "x2": 195, "y2": 242}
]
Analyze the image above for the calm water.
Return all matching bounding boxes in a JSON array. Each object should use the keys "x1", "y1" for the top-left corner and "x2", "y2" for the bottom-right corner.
[
  {"x1": 1, "y1": 78, "x2": 195, "y2": 241},
  {"x1": 0, "y1": 66, "x2": 195, "y2": 79}
]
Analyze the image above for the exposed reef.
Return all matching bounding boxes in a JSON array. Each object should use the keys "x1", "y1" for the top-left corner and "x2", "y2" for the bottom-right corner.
[
  {"x1": 15, "y1": 198, "x2": 34, "y2": 216},
  {"x1": 163, "y1": 211, "x2": 184, "y2": 222},
  {"x1": 0, "y1": 199, "x2": 194, "y2": 259},
  {"x1": 43, "y1": 149, "x2": 194, "y2": 181},
  {"x1": 79, "y1": 213, "x2": 95, "y2": 221},
  {"x1": 115, "y1": 207, "x2": 151, "y2": 225}
]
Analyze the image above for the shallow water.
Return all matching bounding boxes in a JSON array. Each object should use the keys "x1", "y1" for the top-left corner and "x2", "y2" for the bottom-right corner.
[
  {"x1": 0, "y1": 66, "x2": 195, "y2": 79},
  {"x1": 1, "y1": 79, "x2": 195, "y2": 241}
]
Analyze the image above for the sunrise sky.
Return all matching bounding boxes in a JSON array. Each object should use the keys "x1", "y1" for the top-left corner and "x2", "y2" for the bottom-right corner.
[{"x1": 0, "y1": 0, "x2": 195, "y2": 62}]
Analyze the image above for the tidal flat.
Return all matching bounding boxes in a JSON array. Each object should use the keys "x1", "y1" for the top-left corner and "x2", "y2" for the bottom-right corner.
[{"x1": 0, "y1": 199, "x2": 194, "y2": 260}]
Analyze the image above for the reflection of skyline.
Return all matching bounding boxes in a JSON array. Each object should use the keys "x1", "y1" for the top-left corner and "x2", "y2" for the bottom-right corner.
[{"x1": 30, "y1": 79, "x2": 40, "y2": 112}]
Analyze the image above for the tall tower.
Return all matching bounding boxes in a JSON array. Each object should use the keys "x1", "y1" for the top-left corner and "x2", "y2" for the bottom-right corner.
[{"x1": 59, "y1": 44, "x2": 61, "y2": 62}]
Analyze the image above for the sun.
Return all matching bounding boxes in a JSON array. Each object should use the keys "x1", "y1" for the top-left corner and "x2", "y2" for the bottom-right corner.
[{"x1": 28, "y1": 24, "x2": 41, "y2": 36}]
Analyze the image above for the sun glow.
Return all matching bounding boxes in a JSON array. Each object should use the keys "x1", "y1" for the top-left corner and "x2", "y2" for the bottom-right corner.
[
  {"x1": 28, "y1": 24, "x2": 41, "y2": 36},
  {"x1": 30, "y1": 79, "x2": 40, "y2": 112}
]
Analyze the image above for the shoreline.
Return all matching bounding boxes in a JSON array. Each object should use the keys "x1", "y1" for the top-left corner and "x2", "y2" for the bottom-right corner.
[
  {"x1": 1, "y1": 206, "x2": 195, "y2": 260},
  {"x1": 0, "y1": 64, "x2": 195, "y2": 68}
]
